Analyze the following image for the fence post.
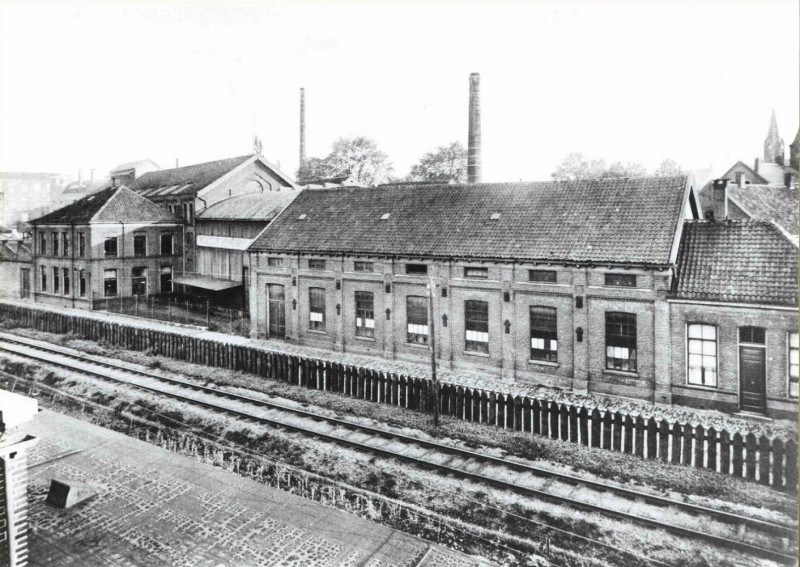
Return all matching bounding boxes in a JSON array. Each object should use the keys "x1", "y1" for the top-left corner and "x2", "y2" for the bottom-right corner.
[
  {"x1": 135, "y1": 294, "x2": 139, "y2": 317},
  {"x1": 206, "y1": 300, "x2": 210, "y2": 328}
]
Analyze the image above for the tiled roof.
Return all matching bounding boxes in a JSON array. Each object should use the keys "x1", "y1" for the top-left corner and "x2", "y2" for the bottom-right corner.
[
  {"x1": 673, "y1": 220, "x2": 798, "y2": 306},
  {"x1": 250, "y1": 176, "x2": 688, "y2": 265},
  {"x1": 728, "y1": 184, "x2": 798, "y2": 235},
  {"x1": 196, "y1": 191, "x2": 300, "y2": 222},
  {"x1": 720, "y1": 161, "x2": 769, "y2": 185},
  {"x1": 30, "y1": 186, "x2": 178, "y2": 225},
  {"x1": 129, "y1": 155, "x2": 252, "y2": 198}
]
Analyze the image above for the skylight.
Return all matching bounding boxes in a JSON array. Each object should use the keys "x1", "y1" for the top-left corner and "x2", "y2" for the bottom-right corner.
[
  {"x1": 380, "y1": 213, "x2": 390, "y2": 220},
  {"x1": 490, "y1": 212, "x2": 501, "y2": 220},
  {"x1": 298, "y1": 213, "x2": 307, "y2": 220}
]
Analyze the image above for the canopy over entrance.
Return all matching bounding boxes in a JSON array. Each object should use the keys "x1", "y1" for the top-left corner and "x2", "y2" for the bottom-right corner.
[{"x1": 173, "y1": 275, "x2": 242, "y2": 292}]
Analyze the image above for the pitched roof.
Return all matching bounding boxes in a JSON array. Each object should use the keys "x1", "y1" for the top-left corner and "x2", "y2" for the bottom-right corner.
[
  {"x1": 720, "y1": 161, "x2": 769, "y2": 185},
  {"x1": 250, "y1": 176, "x2": 689, "y2": 265},
  {"x1": 728, "y1": 184, "x2": 798, "y2": 235},
  {"x1": 30, "y1": 186, "x2": 178, "y2": 225},
  {"x1": 673, "y1": 220, "x2": 798, "y2": 306},
  {"x1": 0, "y1": 240, "x2": 31, "y2": 262},
  {"x1": 129, "y1": 155, "x2": 252, "y2": 198},
  {"x1": 196, "y1": 191, "x2": 300, "y2": 221}
]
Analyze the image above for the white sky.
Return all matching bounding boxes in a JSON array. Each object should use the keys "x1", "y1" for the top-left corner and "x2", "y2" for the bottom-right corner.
[{"x1": 0, "y1": 0, "x2": 797, "y2": 182}]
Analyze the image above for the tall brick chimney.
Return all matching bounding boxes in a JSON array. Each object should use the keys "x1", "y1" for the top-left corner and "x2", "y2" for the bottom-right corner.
[
  {"x1": 467, "y1": 73, "x2": 482, "y2": 184},
  {"x1": 712, "y1": 179, "x2": 728, "y2": 221},
  {"x1": 299, "y1": 88, "x2": 306, "y2": 170}
]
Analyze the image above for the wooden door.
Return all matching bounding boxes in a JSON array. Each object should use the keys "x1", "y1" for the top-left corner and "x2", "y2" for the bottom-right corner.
[
  {"x1": 267, "y1": 284, "x2": 286, "y2": 338},
  {"x1": 739, "y1": 346, "x2": 766, "y2": 412}
]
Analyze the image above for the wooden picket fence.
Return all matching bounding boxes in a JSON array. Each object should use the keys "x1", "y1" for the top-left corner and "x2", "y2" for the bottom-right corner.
[{"x1": 1, "y1": 302, "x2": 796, "y2": 491}]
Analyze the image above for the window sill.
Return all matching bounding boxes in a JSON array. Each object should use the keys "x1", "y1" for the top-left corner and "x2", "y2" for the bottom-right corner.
[
  {"x1": 354, "y1": 336, "x2": 376, "y2": 342},
  {"x1": 464, "y1": 350, "x2": 491, "y2": 359},
  {"x1": 603, "y1": 369, "x2": 639, "y2": 378},
  {"x1": 406, "y1": 342, "x2": 430, "y2": 350},
  {"x1": 529, "y1": 360, "x2": 559, "y2": 367},
  {"x1": 307, "y1": 329, "x2": 327, "y2": 335},
  {"x1": 682, "y1": 383, "x2": 719, "y2": 392}
]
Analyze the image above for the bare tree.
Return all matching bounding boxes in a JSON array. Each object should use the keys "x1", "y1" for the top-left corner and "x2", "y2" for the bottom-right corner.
[
  {"x1": 551, "y1": 153, "x2": 648, "y2": 181},
  {"x1": 653, "y1": 159, "x2": 684, "y2": 177}
]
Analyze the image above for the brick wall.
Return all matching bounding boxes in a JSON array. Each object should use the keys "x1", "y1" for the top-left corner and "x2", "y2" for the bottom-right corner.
[{"x1": 669, "y1": 301, "x2": 798, "y2": 419}]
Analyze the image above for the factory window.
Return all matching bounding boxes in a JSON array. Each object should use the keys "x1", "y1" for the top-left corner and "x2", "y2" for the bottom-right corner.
[
  {"x1": 465, "y1": 300, "x2": 489, "y2": 354},
  {"x1": 79, "y1": 270, "x2": 87, "y2": 298},
  {"x1": 406, "y1": 296, "x2": 429, "y2": 345},
  {"x1": 134, "y1": 234, "x2": 147, "y2": 257},
  {"x1": 267, "y1": 257, "x2": 284, "y2": 267},
  {"x1": 52, "y1": 232, "x2": 59, "y2": 256},
  {"x1": 309, "y1": 259, "x2": 326, "y2": 270},
  {"x1": 606, "y1": 312, "x2": 637, "y2": 372},
  {"x1": 104, "y1": 237, "x2": 118, "y2": 257},
  {"x1": 104, "y1": 269, "x2": 117, "y2": 297},
  {"x1": 39, "y1": 232, "x2": 46, "y2": 255},
  {"x1": 605, "y1": 273, "x2": 637, "y2": 287},
  {"x1": 78, "y1": 233, "x2": 86, "y2": 257},
  {"x1": 160, "y1": 234, "x2": 174, "y2": 255},
  {"x1": 687, "y1": 324, "x2": 717, "y2": 387},
  {"x1": 62, "y1": 268, "x2": 70, "y2": 295},
  {"x1": 52, "y1": 267, "x2": 60, "y2": 294},
  {"x1": 354, "y1": 261, "x2": 373, "y2": 273},
  {"x1": 355, "y1": 291, "x2": 375, "y2": 338},
  {"x1": 464, "y1": 267, "x2": 488, "y2": 279},
  {"x1": 405, "y1": 263, "x2": 428, "y2": 275},
  {"x1": 40, "y1": 266, "x2": 47, "y2": 292},
  {"x1": 529, "y1": 269, "x2": 557, "y2": 283},
  {"x1": 62, "y1": 233, "x2": 69, "y2": 256},
  {"x1": 132, "y1": 267, "x2": 147, "y2": 296},
  {"x1": 530, "y1": 306, "x2": 558, "y2": 362},
  {"x1": 309, "y1": 287, "x2": 326, "y2": 331}
]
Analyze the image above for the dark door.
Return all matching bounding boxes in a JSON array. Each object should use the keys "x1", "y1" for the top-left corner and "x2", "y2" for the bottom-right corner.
[
  {"x1": 740, "y1": 346, "x2": 766, "y2": 412},
  {"x1": 20, "y1": 268, "x2": 30, "y2": 299},
  {"x1": 267, "y1": 284, "x2": 286, "y2": 338}
]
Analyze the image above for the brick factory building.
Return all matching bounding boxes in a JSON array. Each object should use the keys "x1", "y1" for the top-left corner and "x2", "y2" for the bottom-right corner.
[
  {"x1": 247, "y1": 176, "x2": 798, "y2": 417},
  {"x1": 29, "y1": 186, "x2": 183, "y2": 309}
]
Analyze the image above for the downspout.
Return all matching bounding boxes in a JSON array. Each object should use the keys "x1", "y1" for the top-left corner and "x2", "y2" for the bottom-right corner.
[{"x1": 70, "y1": 222, "x2": 75, "y2": 308}]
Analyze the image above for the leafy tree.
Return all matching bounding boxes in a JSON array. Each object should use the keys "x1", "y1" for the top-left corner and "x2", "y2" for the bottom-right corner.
[
  {"x1": 297, "y1": 136, "x2": 393, "y2": 186},
  {"x1": 407, "y1": 141, "x2": 467, "y2": 183},
  {"x1": 551, "y1": 153, "x2": 648, "y2": 181},
  {"x1": 653, "y1": 159, "x2": 684, "y2": 177}
]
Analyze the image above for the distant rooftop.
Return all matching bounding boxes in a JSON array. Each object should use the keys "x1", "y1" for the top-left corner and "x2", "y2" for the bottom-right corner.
[
  {"x1": 31, "y1": 186, "x2": 179, "y2": 225},
  {"x1": 197, "y1": 191, "x2": 300, "y2": 222}
]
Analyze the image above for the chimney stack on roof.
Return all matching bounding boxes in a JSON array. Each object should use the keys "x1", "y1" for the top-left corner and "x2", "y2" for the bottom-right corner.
[
  {"x1": 712, "y1": 179, "x2": 729, "y2": 221},
  {"x1": 467, "y1": 73, "x2": 482, "y2": 184},
  {"x1": 299, "y1": 87, "x2": 306, "y2": 170}
]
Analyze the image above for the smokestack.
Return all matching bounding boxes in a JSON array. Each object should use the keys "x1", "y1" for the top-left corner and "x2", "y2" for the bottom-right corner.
[
  {"x1": 467, "y1": 73, "x2": 482, "y2": 183},
  {"x1": 299, "y1": 87, "x2": 306, "y2": 169},
  {"x1": 712, "y1": 179, "x2": 728, "y2": 221}
]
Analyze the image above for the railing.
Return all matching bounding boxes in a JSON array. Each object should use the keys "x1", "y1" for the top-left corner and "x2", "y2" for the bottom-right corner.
[
  {"x1": 90, "y1": 293, "x2": 249, "y2": 337},
  {"x1": 0, "y1": 301, "x2": 795, "y2": 491}
]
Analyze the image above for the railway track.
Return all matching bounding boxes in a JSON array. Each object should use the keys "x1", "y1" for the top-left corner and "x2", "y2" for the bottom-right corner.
[{"x1": 0, "y1": 331, "x2": 796, "y2": 565}]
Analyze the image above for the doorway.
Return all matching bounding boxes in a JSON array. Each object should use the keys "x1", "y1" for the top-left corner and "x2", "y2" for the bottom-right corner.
[
  {"x1": 739, "y1": 327, "x2": 766, "y2": 413},
  {"x1": 267, "y1": 284, "x2": 286, "y2": 338}
]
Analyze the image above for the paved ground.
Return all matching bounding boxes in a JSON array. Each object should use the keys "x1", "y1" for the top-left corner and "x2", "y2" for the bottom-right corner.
[{"x1": 24, "y1": 410, "x2": 491, "y2": 567}]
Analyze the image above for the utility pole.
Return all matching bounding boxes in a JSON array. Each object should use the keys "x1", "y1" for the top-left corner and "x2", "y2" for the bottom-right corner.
[{"x1": 428, "y1": 278, "x2": 440, "y2": 426}]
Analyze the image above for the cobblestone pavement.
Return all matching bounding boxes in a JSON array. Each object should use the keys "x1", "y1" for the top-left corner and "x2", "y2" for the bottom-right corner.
[{"x1": 25, "y1": 410, "x2": 492, "y2": 567}]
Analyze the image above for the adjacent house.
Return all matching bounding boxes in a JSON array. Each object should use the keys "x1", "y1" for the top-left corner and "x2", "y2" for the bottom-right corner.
[
  {"x1": 29, "y1": 186, "x2": 183, "y2": 309},
  {"x1": 670, "y1": 180, "x2": 798, "y2": 418},
  {"x1": 129, "y1": 154, "x2": 297, "y2": 276},
  {"x1": 248, "y1": 176, "x2": 699, "y2": 404},
  {"x1": 0, "y1": 239, "x2": 32, "y2": 300}
]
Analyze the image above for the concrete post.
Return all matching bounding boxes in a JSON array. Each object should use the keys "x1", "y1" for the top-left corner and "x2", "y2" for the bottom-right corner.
[{"x1": 0, "y1": 391, "x2": 39, "y2": 567}]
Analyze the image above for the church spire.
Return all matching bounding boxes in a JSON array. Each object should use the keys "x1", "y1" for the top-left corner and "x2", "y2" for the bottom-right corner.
[{"x1": 764, "y1": 109, "x2": 785, "y2": 164}]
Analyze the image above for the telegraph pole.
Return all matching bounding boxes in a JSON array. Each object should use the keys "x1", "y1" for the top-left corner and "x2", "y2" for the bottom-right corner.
[{"x1": 428, "y1": 278, "x2": 440, "y2": 426}]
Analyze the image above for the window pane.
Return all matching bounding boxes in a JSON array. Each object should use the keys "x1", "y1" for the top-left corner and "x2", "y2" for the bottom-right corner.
[
  {"x1": 702, "y1": 341, "x2": 716, "y2": 356},
  {"x1": 405, "y1": 263, "x2": 427, "y2": 275},
  {"x1": 464, "y1": 267, "x2": 488, "y2": 279},
  {"x1": 529, "y1": 270, "x2": 557, "y2": 283},
  {"x1": 530, "y1": 306, "x2": 557, "y2": 362},
  {"x1": 605, "y1": 273, "x2": 636, "y2": 287},
  {"x1": 406, "y1": 296, "x2": 428, "y2": 344},
  {"x1": 702, "y1": 325, "x2": 716, "y2": 340},
  {"x1": 355, "y1": 291, "x2": 375, "y2": 337},
  {"x1": 688, "y1": 325, "x2": 703, "y2": 339},
  {"x1": 790, "y1": 332, "x2": 799, "y2": 348},
  {"x1": 309, "y1": 287, "x2": 326, "y2": 331},
  {"x1": 740, "y1": 326, "x2": 765, "y2": 344},
  {"x1": 465, "y1": 300, "x2": 489, "y2": 353},
  {"x1": 605, "y1": 312, "x2": 636, "y2": 371},
  {"x1": 688, "y1": 339, "x2": 703, "y2": 354},
  {"x1": 309, "y1": 259, "x2": 326, "y2": 270},
  {"x1": 354, "y1": 261, "x2": 373, "y2": 272}
]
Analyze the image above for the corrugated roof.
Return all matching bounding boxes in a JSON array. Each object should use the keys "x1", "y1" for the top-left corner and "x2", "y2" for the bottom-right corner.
[
  {"x1": 196, "y1": 191, "x2": 300, "y2": 221},
  {"x1": 728, "y1": 184, "x2": 798, "y2": 235},
  {"x1": 673, "y1": 220, "x2": 798, "y2": 306},
  {"x1": 30, "y1": 186, "x2": 179, "y2": 225},
  {"x1": 129, "y1": 155, "x2": 252, "y2": 198},
  {"x1": 250, "y1": 176, "x2": 688, "y2": 265}
]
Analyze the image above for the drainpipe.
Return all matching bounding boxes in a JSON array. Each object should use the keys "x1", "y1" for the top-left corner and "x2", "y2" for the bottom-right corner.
[{"x1": 70, "y1": 223, "x2": 75, "y2": 308}]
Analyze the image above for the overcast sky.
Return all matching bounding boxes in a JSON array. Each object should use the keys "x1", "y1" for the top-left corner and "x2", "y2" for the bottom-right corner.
[{"x1": 0, "y1": 0, "x2": 797, "y2": 182}]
